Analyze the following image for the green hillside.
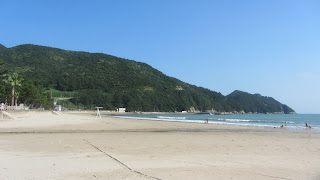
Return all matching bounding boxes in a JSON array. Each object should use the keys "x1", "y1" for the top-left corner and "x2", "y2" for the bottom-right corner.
[
  {"x1": 0, "y1": 43, "x2": 295, "y2": 113},
  {"x1": 227, "y1": 90, "x2": 294, "y2": 114},
  {"x1": 0, "y1": 44, "x2": 7, "y2": 53}
]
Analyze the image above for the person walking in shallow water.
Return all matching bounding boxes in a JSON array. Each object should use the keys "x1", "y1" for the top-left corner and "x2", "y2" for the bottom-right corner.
[{"x1": 305, "y1": 122, "x2": 311, "y2": 128}]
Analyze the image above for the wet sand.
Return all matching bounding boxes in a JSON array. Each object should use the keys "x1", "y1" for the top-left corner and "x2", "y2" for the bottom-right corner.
[{"x1": 0, "y1": 111, "x2": 319, "y2": 180}]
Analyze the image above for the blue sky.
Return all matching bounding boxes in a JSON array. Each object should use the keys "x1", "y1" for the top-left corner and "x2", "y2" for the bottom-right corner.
[{"x1": 1, "y1": 0, "x2": 319, "y2": 113}]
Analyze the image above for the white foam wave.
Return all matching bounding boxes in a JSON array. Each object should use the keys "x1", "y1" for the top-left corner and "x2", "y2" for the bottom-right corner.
[
  {"x1": 225, "y1": 118, "x2": 252, "y2": 122},
  {"x1": 214, "y1": 118, "x2": 257, "y2": 122},
  {"x1": 157, "y1": 116, "x2": 186, "y2": 120}
]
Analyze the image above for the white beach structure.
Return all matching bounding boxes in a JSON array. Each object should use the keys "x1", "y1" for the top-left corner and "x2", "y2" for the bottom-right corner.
[
  {"x1": 95, "y1": 107, "x2": 103, "y2": 120},
  {"x1": 117, "y1": 108, "x2": 126, "y2": 113}
]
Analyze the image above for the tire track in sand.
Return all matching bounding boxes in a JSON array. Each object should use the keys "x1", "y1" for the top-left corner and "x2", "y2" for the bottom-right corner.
[{"x1": 84, "y1": 139, "x2": 161, "y2": 180}]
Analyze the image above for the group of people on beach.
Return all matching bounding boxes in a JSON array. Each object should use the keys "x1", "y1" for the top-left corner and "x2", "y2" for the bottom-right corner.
[
  {"x1": 0, "y1": 102, "x2": 8, "y2": 111},
  {"x1": 280, "y1": 121, "x2": 311, "y2": 129},
  {"x1": 204, "y1": 119, "x2": 312, "y2": 129},
  {"x1": 305, "y1": 122, "x2": 312, "y2": 128}
]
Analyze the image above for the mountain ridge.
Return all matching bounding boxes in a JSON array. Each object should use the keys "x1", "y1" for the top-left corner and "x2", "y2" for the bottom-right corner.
[
  {"x1": 0, "y1": 44, "x2": 7, "y2": 52},
  {"x1": 227, "y1": 90, "x2": 294, "y2": 114},
  {"x1": 0, "y1": 43, "x2": 295, "y2": 113}
]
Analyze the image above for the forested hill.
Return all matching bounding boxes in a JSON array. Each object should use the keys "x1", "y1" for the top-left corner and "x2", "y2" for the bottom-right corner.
[
  {"x1": 0, "y1": 43, "x2": 295, "y2": 113},
  {"x1": 227, "y1": 90, "x2": 294, "y2": 114},
  {"x1": 0, "y1": 44, "x2": 7, "y2": 52}
]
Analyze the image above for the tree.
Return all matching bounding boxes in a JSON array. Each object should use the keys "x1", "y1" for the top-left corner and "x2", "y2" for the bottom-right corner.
[
  {"x1": 0, "y1": 59, "x2": 7, "y2": 79},
  {"x1": 20, "y1": 80, "x2": 52, "y2": 109},
  {"x1": 0, "y1": 60, "x2": 9, "y2": 103},
  {"x1": 4, "y1": 73, "x2": 23, "y2": 106},
  {"x1": 14, "y1": 91, "x2": 20, "y2": 107}
]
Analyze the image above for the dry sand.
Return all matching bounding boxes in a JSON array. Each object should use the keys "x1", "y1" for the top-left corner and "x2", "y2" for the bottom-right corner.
[{"x1": 0, "y1": 111, "x2": 319, "y2": 180}]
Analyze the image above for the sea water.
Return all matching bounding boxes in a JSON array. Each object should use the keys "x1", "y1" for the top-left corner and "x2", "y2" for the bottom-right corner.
[{"x1": 107, "y1": 113, "x2": 320, "y2": 132}]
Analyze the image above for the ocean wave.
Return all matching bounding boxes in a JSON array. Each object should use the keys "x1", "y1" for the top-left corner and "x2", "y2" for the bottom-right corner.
[
  {"x1": 156, "y1": 116, "x2": 186, "y2": 120},
  {"x1": 212, "y1": 118, "x2": 258, "y2": 122},
  {"x1": 225, "y1": 118, "x2": 253, "y2": 122},
  {"x1": 105, "y1": 114, "x2": 320, "y2": 133}
]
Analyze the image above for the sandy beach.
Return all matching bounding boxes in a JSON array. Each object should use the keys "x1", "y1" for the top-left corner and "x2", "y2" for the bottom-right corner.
[{"x1": 0, "y1": 111, "x2": 319, "y2": 180}]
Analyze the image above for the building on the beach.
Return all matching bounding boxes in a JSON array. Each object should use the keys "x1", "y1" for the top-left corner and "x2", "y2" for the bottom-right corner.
[{"x1": 117, "y1": 108, "x2": 126, "y2": 113}]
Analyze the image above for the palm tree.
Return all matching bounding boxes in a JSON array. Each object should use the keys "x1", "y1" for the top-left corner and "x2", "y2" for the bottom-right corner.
[
  {"x1": 14, "y1": 91, "x2": 20, "y2": 107},
  {"x1": 4, "y1": 73, "x2": 23, "y2": 106}
]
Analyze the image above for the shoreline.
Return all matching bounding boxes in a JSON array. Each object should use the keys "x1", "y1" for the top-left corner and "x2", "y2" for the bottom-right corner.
[
  {"x1": 105, "y1": 112, "x2": 320, "y2": 134},
  {"x1": 3, "y1": 110, "x2": 318, "y2": 133},
  {"x1": 0, "y1": 111, "x2": 319, "y2": 179}
]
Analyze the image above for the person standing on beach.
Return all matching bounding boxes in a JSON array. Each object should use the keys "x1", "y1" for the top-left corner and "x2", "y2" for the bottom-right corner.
[{"x1": 0, "y1": 102, "x2": 4, "y2": 111}]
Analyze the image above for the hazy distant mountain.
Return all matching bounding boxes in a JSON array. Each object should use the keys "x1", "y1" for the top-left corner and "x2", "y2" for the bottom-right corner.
[{"x1": 0, "y1": 43, "x2": 295, "y2": 113}]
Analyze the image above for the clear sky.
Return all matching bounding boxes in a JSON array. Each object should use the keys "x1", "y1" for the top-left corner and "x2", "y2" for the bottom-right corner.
[{"x1": 1, "y1": 0, "x2": 319, "y2": 113}]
